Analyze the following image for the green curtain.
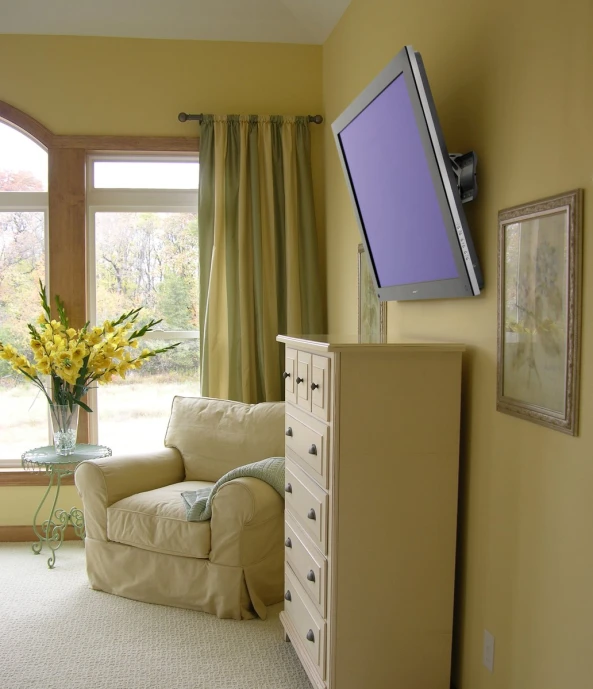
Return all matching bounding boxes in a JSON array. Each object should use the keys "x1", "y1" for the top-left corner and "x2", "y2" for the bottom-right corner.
[{"x1": 198, "y1": 115, "x2": 324, "y2": 403}]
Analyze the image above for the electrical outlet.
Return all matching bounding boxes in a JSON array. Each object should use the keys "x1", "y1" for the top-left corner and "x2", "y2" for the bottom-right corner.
[{"x1": 483, "y1": 629, "x2": 495, "y2": 673}]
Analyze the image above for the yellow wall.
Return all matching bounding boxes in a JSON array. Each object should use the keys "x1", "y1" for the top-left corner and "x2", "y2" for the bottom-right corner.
[
  {"x1": 323, "y1": 1, "x2": 593, "y2": 688},
  {"x1": 0, "y1": 485, "x2": 81, "y2": 524},
  {"x1": 0, "y1": 34, "x2": 323, "y2": 526}
]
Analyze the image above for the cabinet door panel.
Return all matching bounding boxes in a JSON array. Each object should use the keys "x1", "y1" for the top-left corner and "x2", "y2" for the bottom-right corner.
[{"x1": 296, "y1": 351, "x2": 311, "y2": 412}]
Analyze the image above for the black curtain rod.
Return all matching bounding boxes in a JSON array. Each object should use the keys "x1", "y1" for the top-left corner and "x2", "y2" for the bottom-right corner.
[{"x1": 178, "y1": 112, "x2": 324, "y2": 124}]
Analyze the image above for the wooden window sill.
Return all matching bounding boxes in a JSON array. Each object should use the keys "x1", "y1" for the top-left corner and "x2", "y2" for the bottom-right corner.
[{"x1": 0, "y1": 469, "x2": 75, "y2": 487}]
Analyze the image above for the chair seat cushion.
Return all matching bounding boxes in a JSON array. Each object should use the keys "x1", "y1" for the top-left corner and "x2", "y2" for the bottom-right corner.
[{"x1": 107, "y1": 481, "x2": 213, "y2": 559}]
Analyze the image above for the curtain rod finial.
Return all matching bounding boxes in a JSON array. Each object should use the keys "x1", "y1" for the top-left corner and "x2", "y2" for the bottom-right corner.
[
  {"x1": 310, "y1": 115, "x2": 324, "y2": 124},
  {"x1": 178, "y1": 112, "x2": 188, "y2": 123}
]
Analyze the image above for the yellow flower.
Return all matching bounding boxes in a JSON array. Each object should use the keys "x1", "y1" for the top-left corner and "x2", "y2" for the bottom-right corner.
[
  {"x1": 117, "y1": 361, "x2": 132, "y2": 378},
  {"x1": 69, "y1": 343, "x2": 87, "y2": 363},
  {"x1": 53, "y1": 334, "x2": 66, "y2": 351},
  {"x1": 0, "y1": 344, "x2": 17, "y2": 361},
  {"x1": 36, "y1": 356, "x2": 51, "y2": 375},
  {"x1": 37, "y1": 314, "x2": 47, "y2": 325},
  {"x1": 84, "y1": 327, "x2": 103, "y2": 346},
  {"x1": 65, "y1": 328, "x2": 78, "y2": 340}
]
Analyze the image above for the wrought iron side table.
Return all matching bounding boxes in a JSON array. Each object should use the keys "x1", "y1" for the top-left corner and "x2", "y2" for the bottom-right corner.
[{"x1": 21, "y1": 444, "x2": 112, "y2": 568}]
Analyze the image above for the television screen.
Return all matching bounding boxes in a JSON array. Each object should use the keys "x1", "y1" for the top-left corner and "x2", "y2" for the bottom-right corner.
[{"x1": 332, "y1": 45, "x2": 484, "y2": 301}]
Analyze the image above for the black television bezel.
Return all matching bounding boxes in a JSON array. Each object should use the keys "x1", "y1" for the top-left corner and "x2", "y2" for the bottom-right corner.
[{"x1": 332, "y1": 45, "x2": 484, "y2": 301}]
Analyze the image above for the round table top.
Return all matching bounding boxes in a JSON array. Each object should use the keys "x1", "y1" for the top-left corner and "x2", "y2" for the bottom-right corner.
[{"x1": 21, "y1": 444, "x2": 112, "y2": 467}]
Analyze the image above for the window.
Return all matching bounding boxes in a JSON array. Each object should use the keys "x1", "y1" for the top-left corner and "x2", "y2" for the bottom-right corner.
[
  {"x1": 0, "y1": 121, "x2": 49, "y2": 465},
  {"x1": 87, "y1": 156, "x2": 200, "y2": 454}
]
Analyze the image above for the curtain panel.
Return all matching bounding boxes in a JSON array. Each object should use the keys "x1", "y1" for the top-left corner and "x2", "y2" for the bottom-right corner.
[{"x1": 198, "y1": 115, "x2": 324, "y2": 403}]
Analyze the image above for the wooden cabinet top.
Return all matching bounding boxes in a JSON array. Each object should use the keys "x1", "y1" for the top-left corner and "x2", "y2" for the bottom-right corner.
[{"x1": 277, "y1": 334, "x2": 465, "y2": 354}]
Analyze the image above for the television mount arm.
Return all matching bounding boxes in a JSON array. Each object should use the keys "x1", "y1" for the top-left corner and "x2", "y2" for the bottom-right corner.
[{"x1": 449, "y1": 151, "x2": 478, "y2": 203}]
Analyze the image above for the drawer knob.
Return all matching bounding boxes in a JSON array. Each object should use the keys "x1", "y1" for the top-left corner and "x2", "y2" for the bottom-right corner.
[
  {"x1": 306, "y1": 569, "x2": 316, "y2": 583},
  {"x1": 307, "y1": 508, "x2": 316, "y2": 521},
  {"x1": 310, "y1": 382, "x2": 319, "y2": 390},
  {"x1": 306, "y1": 629, "x2": 315, "y2": 643},
  {"x1": 285, "y1": 537, "x2": 292, "y2": 548},
  {"x1": 285, "y1": 590, "x2": 292, "y2": 602},
  {"x1": 282, "y1": 371, "x2": 290, "y2": 379},
  {"x1": 308, "y1": 444, "x2": 317, "y2": 456},
  {"x1": 285, "y1": 483, "x2": 293, "y2": 494},
  {"x1": 285, "y1": 427, "x2": 293, "y2": 437},
  {"x1": 296, "y1": 376, "x2": 304, "y2": 384}
]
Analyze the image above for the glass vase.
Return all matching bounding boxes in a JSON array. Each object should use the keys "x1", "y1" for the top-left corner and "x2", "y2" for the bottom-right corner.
[{"x1": 49, "y1": 403, "x2": 79, "y2": 456}]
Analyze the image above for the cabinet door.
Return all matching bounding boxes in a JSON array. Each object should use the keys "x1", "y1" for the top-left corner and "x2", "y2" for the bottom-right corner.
[
  {"x1": 296, "y1": 350, "x2": 311, "y2": 412},
  {"x1": 311, "y1": 355, "x2": 331, "y2": 422},
  {"x1": 284, "y1": 348, "x2": 297, "y2": 405}
]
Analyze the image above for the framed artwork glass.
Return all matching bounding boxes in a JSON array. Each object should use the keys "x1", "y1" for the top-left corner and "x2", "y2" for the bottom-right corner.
[
  {"x1": 358, "y1": 243, "x2": 387, "y2": 343},
  {"x1": 497, "y1": 189, "x2": 583, "y2": 435}
]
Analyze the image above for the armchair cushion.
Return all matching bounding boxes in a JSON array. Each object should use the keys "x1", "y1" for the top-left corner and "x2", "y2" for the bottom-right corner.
[
  {"x1": 107, "y1": 481, "x2": 213, "y2": 559},
  {"x1": 164, "y1": 396, "x2": 285, "y2": 482}
]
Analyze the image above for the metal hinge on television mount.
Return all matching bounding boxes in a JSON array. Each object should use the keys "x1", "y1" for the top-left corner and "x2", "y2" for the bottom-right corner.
[{"x1": 449, "y1": 151, "x2": 478, "y2": 203}]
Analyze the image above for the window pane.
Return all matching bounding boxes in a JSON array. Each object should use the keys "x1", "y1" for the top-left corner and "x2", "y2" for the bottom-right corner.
[
  {"x1": 0, "y1": 122, "x2": 48, "y2": 191},
  {"x1": 94, "y1": 161, "x2": 199, "y2": 189},
  {"x1": 96, "y1": 339, "x2": 200, "y2": 454},
  {"x1": 0, "y1": 211, "x2": 48, "y2": 458},
  {"x1": 93, "y1": 210, "x2": 200, "y2": 453},
  {"x1": 95, "y1": 212, "x2": 199, "y2": 330}
]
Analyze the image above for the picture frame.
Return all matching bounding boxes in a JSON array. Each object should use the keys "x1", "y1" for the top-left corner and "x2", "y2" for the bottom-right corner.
[
  {"x1": 358, "y1": 243, "x2": 387, "y2": 343},
  {"x1": 497, "y1": 189, "x2": 583, "y2": 435}
]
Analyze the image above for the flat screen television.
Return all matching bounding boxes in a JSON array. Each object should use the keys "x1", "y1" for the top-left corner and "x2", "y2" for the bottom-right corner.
[{"x1": 332, "y1": 45, "x2": 484, "y2": 301}]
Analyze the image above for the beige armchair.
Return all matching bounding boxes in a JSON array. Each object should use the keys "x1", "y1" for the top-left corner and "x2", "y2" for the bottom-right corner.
[{"x1": 75, "y1": 396, "x2": 286, "y2": 620}]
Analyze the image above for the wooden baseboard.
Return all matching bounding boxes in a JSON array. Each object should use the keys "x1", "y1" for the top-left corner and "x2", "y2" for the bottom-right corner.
[{"x1": 0, "y1": 525, "x2": 80, "y2": 542}]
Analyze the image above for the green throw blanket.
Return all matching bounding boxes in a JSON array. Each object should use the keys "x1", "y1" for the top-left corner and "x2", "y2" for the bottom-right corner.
[{"x1": 181, "y1": 456, "x2": 285, "y2": 522}]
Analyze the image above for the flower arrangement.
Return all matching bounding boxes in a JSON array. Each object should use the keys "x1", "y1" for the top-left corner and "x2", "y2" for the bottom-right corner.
[{"x1": 0, "y1": 281, "x2": 180, "y2": 415}]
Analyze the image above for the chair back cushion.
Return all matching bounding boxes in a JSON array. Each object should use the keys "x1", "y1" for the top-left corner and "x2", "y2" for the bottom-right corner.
[{"x1": 164, "y1": 396, "x2": 285, "y2": 482}]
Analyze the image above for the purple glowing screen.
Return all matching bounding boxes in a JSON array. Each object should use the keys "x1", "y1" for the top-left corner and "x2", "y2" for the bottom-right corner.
[{"x1": 338, "y1": 73, "x2": 458, "y2": 287}]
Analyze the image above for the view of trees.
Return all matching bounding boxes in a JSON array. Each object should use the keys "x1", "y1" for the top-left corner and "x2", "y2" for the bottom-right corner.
[
  {"x1": 0, "y1": 210, "x2": 46, "y2": 383},
  {"x1": 95, "y1": 211, "x2": 200, "y2": 380},
  {"x1": 0, "y1": 210, "x2": 201, "y2": 386}
]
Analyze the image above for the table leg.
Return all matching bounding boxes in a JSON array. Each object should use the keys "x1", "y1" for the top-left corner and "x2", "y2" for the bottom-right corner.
[{"x1": 31, "y1": 468, "x2": 83, "y2": 568}]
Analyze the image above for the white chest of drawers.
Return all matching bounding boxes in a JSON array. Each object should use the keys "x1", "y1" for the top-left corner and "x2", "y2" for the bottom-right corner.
[{"x1": 276, "y1": 335, "x2": 464, "y2": 689}]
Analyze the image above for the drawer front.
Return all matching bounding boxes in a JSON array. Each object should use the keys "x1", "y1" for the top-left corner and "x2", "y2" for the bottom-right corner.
[
  {"x1": 296, "y1": 350, "x2": 311, "y2": 412},
  {"x1": 285, "y1": 513, "x2": 326, "y2": 615},
  {"x1": 285, "y1": 411, "x2": 329, "y2": 489},
  {"x1": 311, "y1": 355, "x2": 331, "y2": 422},
  {"x1": 284, "y1": 348, "x2": 297, "y2": 406},
  {"x1": 285, "y1": 461, "x2": 328, "y2": 554},
  {"x1": 284, "y1": 568, "x2": 326, "y2": 678}
]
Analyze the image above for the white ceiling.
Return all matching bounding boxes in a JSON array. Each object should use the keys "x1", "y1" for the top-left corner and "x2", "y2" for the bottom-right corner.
[{"x1": 0, "y1": 0, "x2": 352, "y2": 45}]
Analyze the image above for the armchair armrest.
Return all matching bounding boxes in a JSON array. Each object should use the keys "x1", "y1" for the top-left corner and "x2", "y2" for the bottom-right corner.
[
  {"x1": 209, "y1": 477, "x2": 284, "y2": 567},
  {"x1": 75, "y1": 447, "x2": 185, "y2": 541}
]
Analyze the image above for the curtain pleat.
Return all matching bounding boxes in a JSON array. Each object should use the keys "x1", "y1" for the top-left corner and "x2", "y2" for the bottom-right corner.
[{"x1": 198, "y1": 115, "x2": 324, "y2": 403}]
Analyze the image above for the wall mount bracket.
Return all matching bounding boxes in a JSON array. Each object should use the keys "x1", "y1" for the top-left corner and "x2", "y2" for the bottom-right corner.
[{"x1": 449, "y1": 151, "x2": 478, "y2": 203}]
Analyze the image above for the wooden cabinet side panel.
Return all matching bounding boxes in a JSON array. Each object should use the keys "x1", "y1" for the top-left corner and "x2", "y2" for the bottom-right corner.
[{"x1": 331, "y1": 350, "x2": 462, "y2": 689}]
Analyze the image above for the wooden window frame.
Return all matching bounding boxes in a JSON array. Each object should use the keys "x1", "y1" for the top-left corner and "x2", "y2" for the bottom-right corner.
[{"x1": 0, "y1": 101, "x2": 198, "y2": 485}]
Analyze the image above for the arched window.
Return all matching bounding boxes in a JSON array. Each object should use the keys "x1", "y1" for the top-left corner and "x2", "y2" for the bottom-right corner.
[{"x1": 0, "y1": 120, "x2": 48, "y2": 464}]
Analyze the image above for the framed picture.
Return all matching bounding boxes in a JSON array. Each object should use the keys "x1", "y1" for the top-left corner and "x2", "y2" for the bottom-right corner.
[
  {"x1": 497, "y1": 189, "x2": 583, "y2": 435},
  {"x1": 358, "y1": 243, "x2": 387, "y2": 343}
]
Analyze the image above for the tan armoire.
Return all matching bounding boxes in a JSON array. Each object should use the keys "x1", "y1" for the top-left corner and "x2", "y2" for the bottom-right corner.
[{"x1": 276, "y1": 335, "x2": 464, "y2": 689}]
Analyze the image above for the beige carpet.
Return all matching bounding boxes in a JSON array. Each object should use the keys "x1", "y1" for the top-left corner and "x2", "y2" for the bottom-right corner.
[{"x1": 0, "y1": 542, "x2": 313, "y2": 689}]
